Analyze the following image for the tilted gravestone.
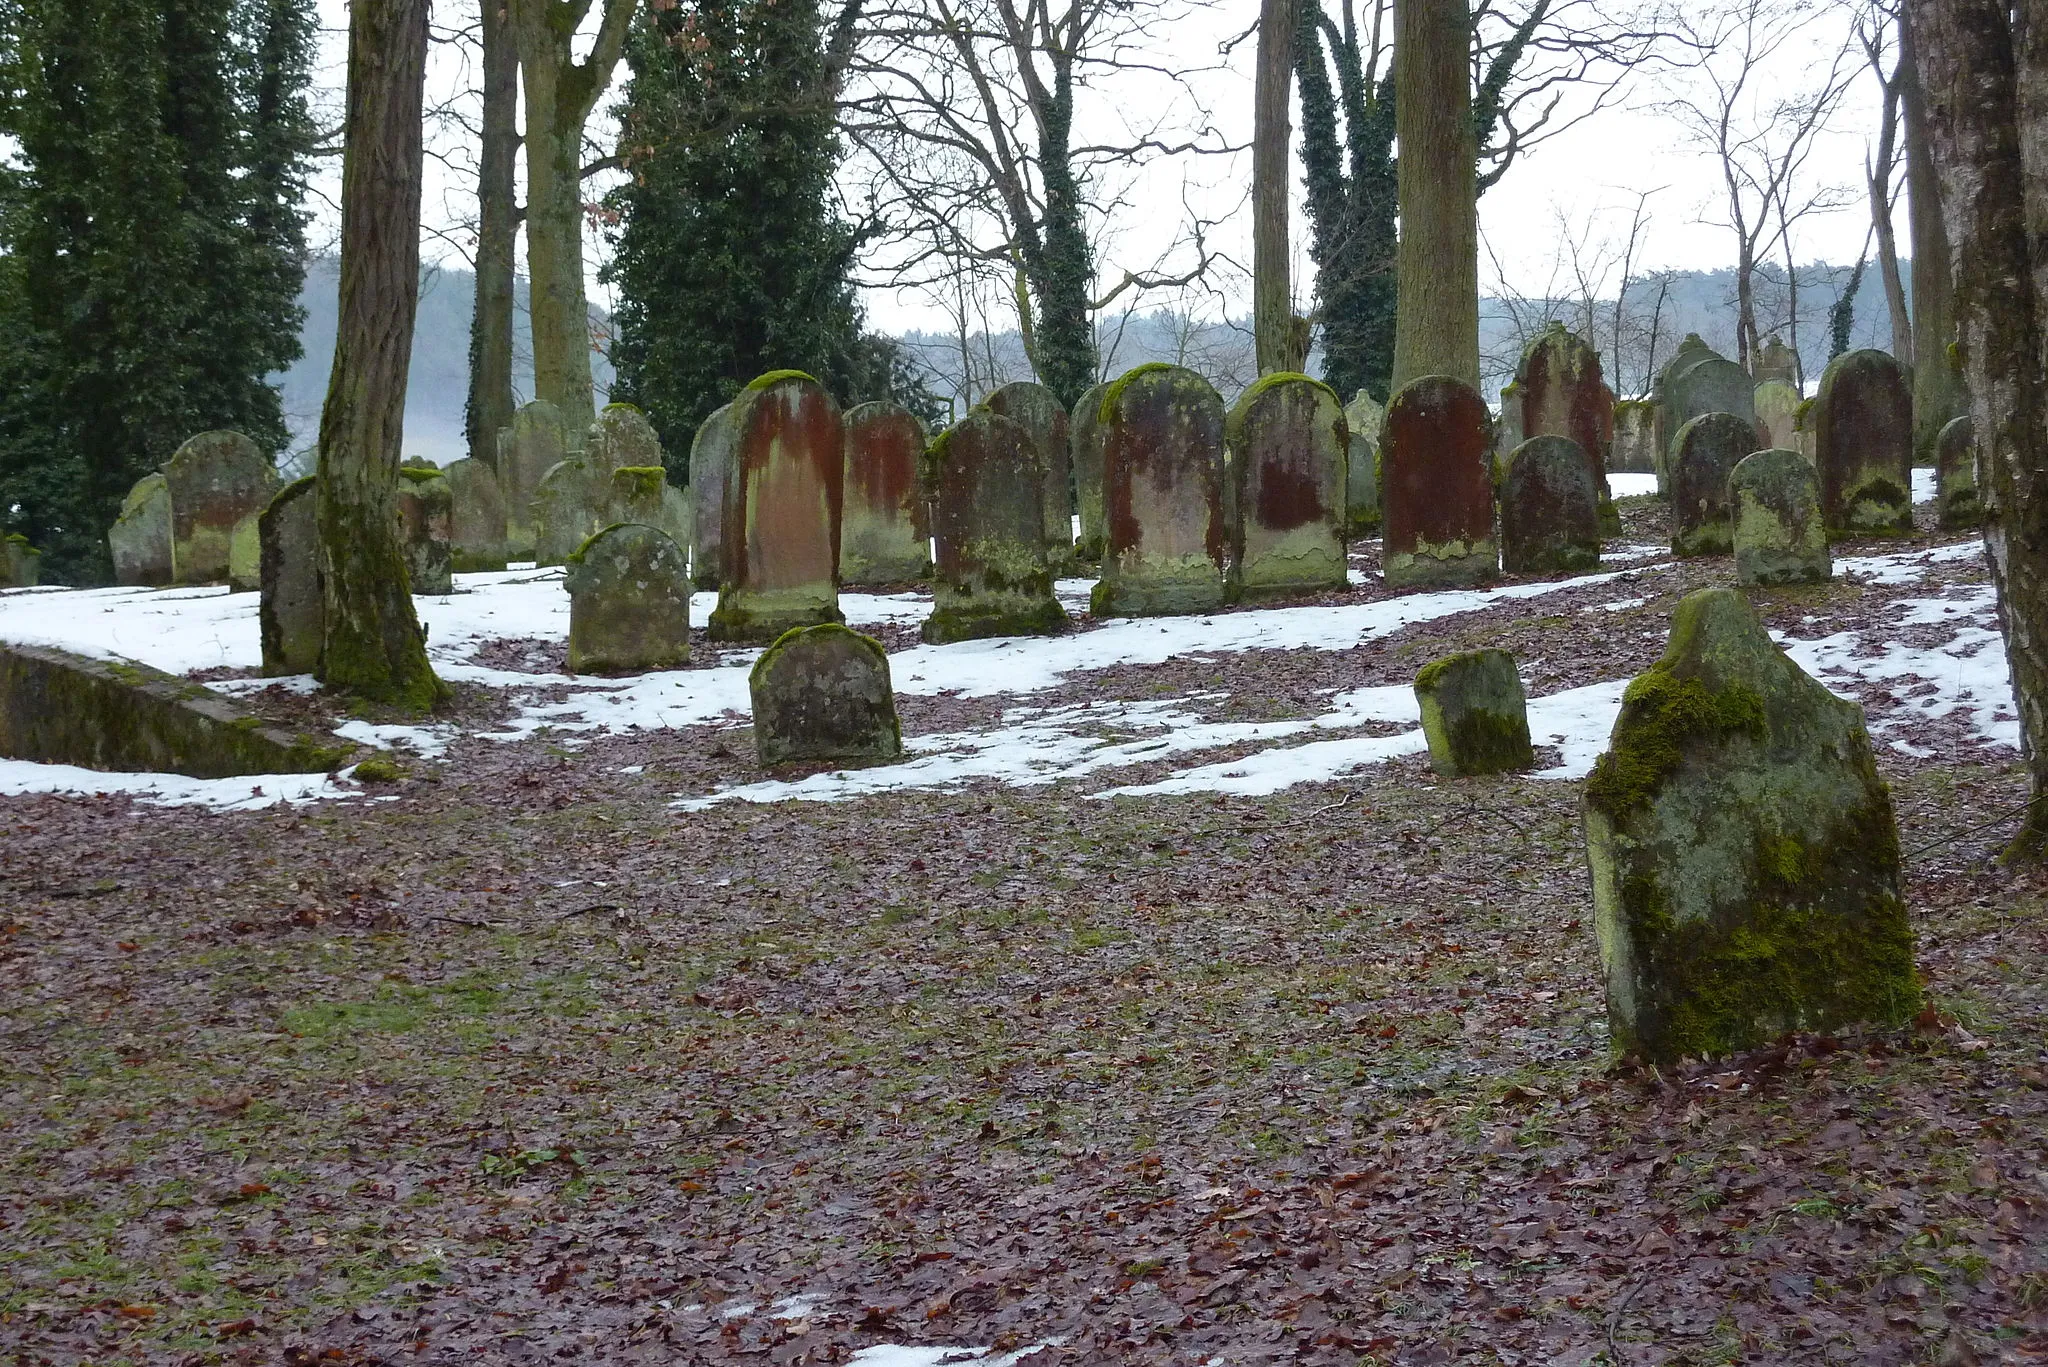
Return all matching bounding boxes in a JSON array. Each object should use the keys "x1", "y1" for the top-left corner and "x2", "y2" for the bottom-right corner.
[
  {"x1": 922, "y1": 411, "x2": 1069, "y2": 644},
  {"x1": 1516, "y1": 323, "x2": 1615, "y2": 531},
  {"x1": 1089, "y1": 364, "x2": 1228, "y2": 617},
  {"x1": 259, "y1": 477, "x2": 322, "y2": 675},
  {"x1": 1609, "y1": 400, "x2": 1656, "y2": 475},
  {"x1": 1582, "y1": 587, "x2": 1919, "y2": 1063},
  {"x1": 164, "y1": 430, "x2": 278, "y2": 584},
  {"x1": 984, "y1": 381, "x2": 1074, "y2": 572},
  {"x1": 1070, "y1": 382, "x2": 1110, "y2": 562},
  {"x1": 1223, "y1": 373, "x2": 1347, "y2": 600},
  {"x1": 1343, "y1": 389, "x2": 1385, "y2": 537},
  {"x1": 708, "y1": 371, "x2": 845, "y2": 643},
  {"x1": 445, "y1": 457, "x2": 510, "y2": 572},
  {"x1": 1731, "y1": 448, "x2": 1831, "y2": 587},
  {"x1": 110, "y1": 473, "x2": 173, "y2": 587},
  {"x1": 1501, "y1": 435, "x2": 1601, "y2": 574},
  {"x1": 688, "y1": 402, "x2": 741, "y2": 588},
  {"x1": 531, "y1": 459, "x2": 597, "y2": 568},
  {"x1": 396, "y1": 466, "x2": 454, "y2": 595},
  {"x1": 565, "y1": 522, "x2": 692, "y2": 674},
  {"x1": 841, "y1": 401, "x2": 930, "y2": 586},
  {"x1": 2, "y1": 535, "x2": 41, "y2": 588},
  {"x1": 498, "y1": 400, "x2": 570, "y2": 559},
  {"x1": 1936, "y1": 414, "x2": 1982, "y2": 531},
  {"x1": 1814, "y1": 349, "x2": 1914, "y2": 536},
  {"x1": 1753, "y1": 378, "x2": 1802, "y2": 454},
  {"x1": 1669, "y1": 411, "x2": 1755, "y2": 557},
  {"x1": 1380, "y1": 375, "x2": 1497, "y2": 589},
  {"x1": 749, "y1": 623, "x2": 902, "y2": 766},
  {"x1": 1414, "y1": 648, "x2": 1534, "y2": 776}
]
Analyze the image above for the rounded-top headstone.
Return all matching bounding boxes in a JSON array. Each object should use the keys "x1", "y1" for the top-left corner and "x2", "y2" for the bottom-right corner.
[
  {"x1": 1089, "y1": 363, "x2": 1228, "y2": 617},
  {"x1": 1070, "y1": 381, "x2": 1110, "y2": 562},
  {"x1": 688, "y1": 402, "x2": 741, "y2": 588},
  {"x1": 1515, "y1": 322, "x2": 1611, "y2": 493},
  {"x1": 259, "y1": 477, "x2": 322, "y2": 676},
  {"x1": 1501, "y1": 435, "x2": 1600, "y2": 574},
  {"x1": 1223, "y1": 372, "x2": 1347, "y2": 601},
  {"x1": 923, "y1": 410, "x2": 1067, "y2": 643},
  {"x1": 110, "y1": 472, "x2": 173, "y2": 587},
  {"x1": 1380, "y1": 375, "x2": 1497, "y2": 589},
  {"x1": 444, "y1": 457, "x2": 510, "y2": 573},
  {"x1": 531, "y1": 458, "x2": 595, "y2": 568},
  {"x1": 841, "y1": 400, "x2": 929, "y2": 586},
  {"x1": 983, "y1": 381, "x2": 1073, "y2": 568},
  {"x1": 1935, "y1": 414, "x2": 1981, "y2": 531},
  {"x1": 1414, "y1": 647, "x2": 1533, "y2": 776},
  {"x1": 1814, "y1": 348, "x2": 1913, "y2": 536},
  {"x1": 587, "y1": 403, "x2": 665, "y2": 481},
  {"x1": 500, "y1": 399, "x2": 570, "y2": 558},
  {"x1": 1730, "y1": 448, "x2": 1830, "y2": 587},
  {"x1": 565, "y1": 521, "x2": 691, "y2": 675},
  {"x1": 164, "y1": 430, "x2": 278, "y2": 584},
  {"x1": 1669, "y1": 411, "x2": 1757, "y2": 557},
  {"x1": 708, "y1": 370, "x2": 845, "y2": 643},
  {"x1": 749, "y1": 623, "x2": 903, "y2": 767}
]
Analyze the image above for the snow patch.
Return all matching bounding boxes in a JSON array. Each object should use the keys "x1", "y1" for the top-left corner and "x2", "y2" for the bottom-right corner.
[{"x1": 0, "y1": 759, "x2": 359, "y2": 809}]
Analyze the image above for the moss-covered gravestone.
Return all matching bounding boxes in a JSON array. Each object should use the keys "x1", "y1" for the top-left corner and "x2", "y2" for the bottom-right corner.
[
  {"x1": 228, "y1": 509, "x2": 262, "y2": 592},
  {"x1": 606, "y1": 465, "x2": 668, "y2": 527},
  {"x1": 923, "y1": 411, "x2": 1068, "y2": 643},
  {"x1": 499, "y1": 400, "x2": 570, "y2": 560},
  {"x1": 586, "y1": 403, "x2": 664, "y2": 481},
  {"x1": 1089, "y1": 364, "x2": 1228, "y2": 617},
  {"x1": 1381, "y1": 375, "x2": 1497, "y2": 589},
  {"x1": 1731, "y1": 449, "x2": 1831, "y2": 587},
  {"x1": 1342, "y1": 386, "x2": 1385, "y2": 538},
  {"x1": 1660, "y1": 345, "x2": 1755, "y2": 498},
  {"x1": 689, "y1": 402, "x2": 741, "y2": 588},
  {"x1": 1670, "y1": 411, "x2": 1755, "y2": 557},
  {"x1": 709, "y1": 371, "x2": 845, "y2": 643},
  {"x1": 1583, "y1": 588, "x2": 1918, "y2": 1063},
  {"x1": 565, "y1": 522, "x2": 692, "y2": 674},
  {"x1": 1815, "y1": 349, "x2": 1913, "y2": 537},
  {"x1": 1070, "y1": 382, "x2": 1109, "y2": 562},
  {"x1": 984, "y1": 381, "x2": 1073, "y2": 572},
  {"x1": 445, "y1": 457, "x2": 510, "y2": 572},
  {"x1": 531, "y1": 460, "x2": 595, "y2": 568},
  {"x1": 1610, "y1": 399, "x2": 1654, "y2": 476},
  {"x1": 396, "y1": 466, "x2": 453, "y2": 595},
  {"x1": 1224, "y1": 373, "x2": 1348, "y2": 601},
  {"x1": 2, "y1": 535, "x2": 42, "y2": 588},
  {"x1": 1753, "y1": 378, "x2": 1801, "y2": 453},
  {"x1": 1494, "y1": 381, "x2": 1525, "y2": 479},
  {"x1": 1516, "y1": 322, "x2": 1616, "y2": 534},
  {"x1": 841, "y1": 401, "x2": 929, "y2": 585},
  {"x1": 1501, "y1": 435, "x2": 1601, "y2": 574},
  {"x1": 1936, "y1": 414, "x2": 1982, "y2": 531},
  {"x1": 164, "y1": 430, "x2": 278, "y2": 584},
  {"x1": 259, "y1": 477, "x2": 322, "y2": 675},
  {"x1": 1414, "y1": 648, "x2": 1534, "y2": 776},
  {"x1": 749, "y1": 623, "x2": 903, "y2": 766},
  {"x1": 110, "y1": 473, "x2": 173, "y2": 587}
]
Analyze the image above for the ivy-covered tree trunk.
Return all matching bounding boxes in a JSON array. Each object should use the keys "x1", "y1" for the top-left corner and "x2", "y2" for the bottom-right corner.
[
  {"x1": 1390, "y1": 0, "x2": 1478, "y2": 389},
  {"x1": 315, "y1": 0, "x2": 444, "y2": 711},
  {"x1": 465, "y1": 0, "x2": 519, "y2": 467},
  {"x1": 1901, "y1": 12, "x2": 1963, "y2": 466},
  {"x1": 1021, "y1": 58, "x2": 1097, "y2": 411},
  {"x1": 1253, "y1": 0, "x2": 1300, "y2": 376}
]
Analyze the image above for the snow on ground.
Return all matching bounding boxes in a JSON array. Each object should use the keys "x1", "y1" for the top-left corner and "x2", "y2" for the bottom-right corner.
[
  {"x1": 1609, "y1": 473, "x2": 1658, "y2": 498},
  {"x1": 0, "y1": 758, "x2": 362, "y2": 810},
  {"x1": 846, "y1": 1342, "x2": 1064, "y2": 1367}
]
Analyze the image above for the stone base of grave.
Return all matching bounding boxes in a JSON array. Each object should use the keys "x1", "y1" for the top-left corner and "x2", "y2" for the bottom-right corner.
[
  {"x1": 1414, "y1": 648, "x2": 1534, "y2": 776},
  {"x1": 1382, "y1": 542, "x2": 1497, "y2": 591},
  {"x1": 707, "y1": 596, "x2": 845, "y2": 645},
  {"x1": 1089, "y1": 565, "x2": 1226, "y2": 618},
  {"x1": 922, "y1": 595, "x2": 1069, "y2": 645}
]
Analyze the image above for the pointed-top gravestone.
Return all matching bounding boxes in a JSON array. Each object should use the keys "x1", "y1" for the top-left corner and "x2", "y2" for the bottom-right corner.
[
  {"x1": 1089, "y1": 364, "x2": 1228, "y2": 617},
  {"x1": 1380, "y1": 375, "x2": 1497, "y2": 589},
  {"x1": 1501, "y1": 435, "x2": 1600, "y2": 574},
  {"x1": 1936, "y1": 414, "x2": 1981, "y2": 531},
  {"x1": 1815, "y1": 349, "x2": 1914, "y2": 537},
  {"x1": 923, "y1": 411, "x2": 1068, "y2": 642},
  {"x1": 984, "y1": 381, "x2": 1074, "y2": 571},
  {"x1": 1223, "y1": 373, "x2": 1347, "y2": 600},
  {"x1": 259, "y1": 477, "x2": 322, "y2": 676},
  {"x1": 1730, "y1": 448, "x2": 1831, "y2": 587},
  {"x1": 688, "y1": 402, "x2": 741, "y2": 588},
  {"x1": 1070, "y1": 382, "x2": 1110, "y2": 562},
  {"x1": 749, "y1": 623, "x2": 902, "y2": 766},
  {"x1": 841, "y1": 401, "x2": 929, "y2": 586},
  {"x1": 708, "y1": 371, "x2": 845, "y2": 643},
  {"x1": 1670, "y1": 411, "x2": 1756, "y2": 557},
  {"x1": 445, "y1": 457, "x2": 510, "y2": 572},
  {"x1": 565, "y1": 522, "x2": 692, "y2": 674},
  {"x1": 499, "y1": 400, "x2": 570, "y2": 559},
  {"x1": 165, "y1": 430, "x2": 277, "y2": 584},
  {"x1": 110, "y1": 473, "x2": 173, "y2": 587}
]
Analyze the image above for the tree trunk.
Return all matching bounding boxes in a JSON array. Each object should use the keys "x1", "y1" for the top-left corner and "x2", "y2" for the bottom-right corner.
[
  {"x1": 1908, "y1": 0, "x2": 2048, "y2": 858},
  {"x1": 465, "y1": 0, "x2": 518, "y2": 467},
  {"x1": 1025, "y1": 58, "x2": 1098, "y2": 411},
  {"x1": 1873, "y1": 191, "x2": 1912, "y2": 362},
  {"x1": 1253, "y1": 0, "x2": 1300, "y2": 376},
  {"x1": 315, "y1": 0, "x2": 445, "y2": 711},
  {"x1": 1901, "y1": 11, "x2": 1963, "y2": 465},
  {"x1": 1391, "y1": 0, "x2": 1478, "y2": 390},
  {"x1": 517, "y1": 54, "x2": 592, "y2": 426}
]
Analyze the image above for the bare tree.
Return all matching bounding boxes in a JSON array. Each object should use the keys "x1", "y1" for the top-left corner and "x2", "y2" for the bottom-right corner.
[
  {"x1": 1253, "y1": 0, "x2": 1303, "y2": 374},
  {"x1": 1857, "y1": 0, "x2": 1911, "y2": 363}
]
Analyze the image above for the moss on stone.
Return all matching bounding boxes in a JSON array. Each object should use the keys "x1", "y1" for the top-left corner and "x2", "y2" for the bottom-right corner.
[
  {"x1": 397, "y1": 465, "x2": 442, "y2": 484},
  {"x1": 744, "y1": 369, "x2": 821, "y2": 392},
  {"x1": 352, "y1": 754, "x2": 407, "y2": 784},
  {"x1": 1792, "y1": 396, "x2": 1816, "y2": 433},
  {"x1": 613, "y1": 466, "x2": 666, "y2": 501},
  {"x1": 1097, "y1": 362, "x2": 1177, "y2": 424},
  {"x1": 1585, "y1": 669, "x2": 1766, "y2": 819},
  {"x1": 922, "y1": 597, "x2": 1069, "y2": 645},
  {"x1": 1413, "y1": 647, "x2": 1533, "y2": 776}
]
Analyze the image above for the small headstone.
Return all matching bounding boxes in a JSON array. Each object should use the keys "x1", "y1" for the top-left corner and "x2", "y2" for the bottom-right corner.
[
  {"x1": 688, "y1": 402, "x2": 741, "y2": 588},
  {"x1": 445, "y1": 457, "x2": 510, "y2": 572},
  {"x1": 531, "y1": 460, "x2": 596, "y2": 568},
  {"x1": 586, "y1": 403, "x2": 664, "y2": 482},
  {"x1": 499, "y1": 400, "x2": 570, "y2": 559},
  {"x1": 1814, "y1": 349, "x2": 1913, "y2": 536},
  {"x1": 1380, "y1": 375, "x2": 1497, "y2": 589},
  {"x1": 1753, "y1": 335, "x2": 1800, "y2": 386},
  {"x1": 1501, "y1": 435, "x2": 1601, "y2": 574},
  {"x1": 396, "y1": 467, "x2": 453, "y2": 595},
  {"x1": 841, "y1": 401, "x2": 930, "y2": 586},
  {"x1": 259, "y1": 477, "x2": 322, "y2": 676},
  {"x1": 1730, "y1": 448, "x2": 1831, "y2": 587},
  {"x1": 607, "y1": 465, "x2": 669, "y2": 528},
  {"x1": 228, "y1": 509, "x2": 263, "y2": 592},
  {"x1": 1753, "y1": 379, "x2": 1801, "y2": 453},
  {"x1": 109, "y1": 473, "x2": 173, "y2": 586},
  {"x1": 1342, "y1": 393, "x2": 1386, "y2": 537},
  {"x1": 1609, "y1": 400, "x2": 1656, "y2": 475},
  {"x1": 2, "y1": 535, "x2": 42, "y2": 588},
  {"x1": 708, "y1": 371, "x2": 845, "y2": 643},
  {"x1": 1344, "y1": 389, "x2": 1385, "y2": 446},
  {"x1": 565, "y1": 522, "x2": 691, "y2": 674},
  {"x1": 1070, "y1": 382, "x2": 1110, "y2": 562},
  {"x1": 1224, "y1": 373, "x2": 1347, "y2": 600},
  {"x1": 1669, "y1": 411, "x2": 1755, "y2": 557},
  {"x1": 922, "y1": 411, "x2": 1069, "y2": 643},
  {"x1": 749, "y1": 623, "x2": 903, "y2": 766},
  {"x1": 1494, "y1": 380, "x2": 1526, "y2": 477},
  {"x1": 1089, "y1": 364, "x2": 1228, "y2": 617},
  {"x1": 1583, "y1": 587, "x2": 1918, "y2": 1063},
  {"x1": 1936, "y1": 414, "x2": 1982, "y2": 530},
  {"x1": 984, "y1": 381, "x2": 1073, "y2": 571},
  {"x1": 164, "y1": 430, "x2": 278, "y2": 584},
  {"x1": 1516, "y1": 323, "x2": 1616, "y2": 534},
  {"x1": 1414, "y1": 648, "x2": 1534, "y2": 776}
]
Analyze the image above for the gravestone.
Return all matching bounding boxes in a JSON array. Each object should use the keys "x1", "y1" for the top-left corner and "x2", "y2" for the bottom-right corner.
[
  {"x1": 708, "y1": 371, "x2": 845, "y2": 643},
  {"x1": 841, "y1": 401, "x2": 929, "y2": 585},
  {"x1": 1936, "y1": 414, "x2": 1982, "y2": 531},
  {"x1": 1494, "y1": 381, "x2": 1525, "y2": 478},
  {"x1": 1501, "y1": 436, "x2": 1601, "y2": 574},
  {"x1": 1380, "y1": 375, "x2": 1497, "y2": 589},
  {"x1": 164, "y1": 430, "x2": 277, "y2": 584},
  {"x1": 1344, "y1": 390, "x2": 1385, "y2": 445},
  {"x1": 1814, "y1": 349, "x2": 1914, "y2": 536},
  {"x1": 2, "y1": 535, "x2": 41, "y2": 588},
  {"x1": 1414, "y1": 648, "x2": 1534, "y2": 776},
  {"x1": 565, "y1": 522, "x2": 692, "y2": 674},
  {"x1": 530, "y1": 460, "x2": 597, "y2": 568},
  {"x1": 1224, "y1": 373, "x2": 1347, "y2": 600},
  {"x1": 1753, "y1": 378, "x2": 1802, "y2": 453},
  {"x1": 1343, "y1": 390, "x2": 1385, "y2": 538},
  {"x1": 1516, "y1": 322, "x2": 1616, "y2": 534},
  {"x1": 110, "y1": 473, "x2": 173, "y2": 587},
  {"x1": 1663, "y1": 352, "x2": 1756, "y2": 473},
  {"x1": 1089, "y1": 364, "x2": 1228, "y2": 617},
  {"x1": 1730, "y1": 448, "x2": 1831, "y2": 587},
  {"x1": 498, "y1": 400, "x2": 570, "y2": 560},
  {"x1": 259, "y1": 477, "x2": 322, "y2": 675},
  {"x1": 1610, "y1": 400, "x2": 1656, "y2": 475},
  {"x1": 1753, "y1": 335, "x2": 1799, "y2": 386},
  {"x1": 1670, "y1": 411, "x2": 1755, "y2": 557},
  {"x1": 606, "y1": 465, "x2": 669, "y2": 529},
  {"x1": 1583, "y1": 587, "x2": 1918, "y2": 1063},
  {"x1": 397, "y1": 466, "x2": 453, "y2": 595},
  {"x1": 1071, "y1": 382, "x2": 1110, "y2": 562},
  {"x1": 1650, "y1": 332, "x2": 1716, "y2": 490},
  {"x1": 445, "y1": 457, "x2": 510, "y2": 572},
  {"x1": 750, "y1": 623, "x2": 903, "y2": 766},
  {"x1": 984, "y1": 381, "x2": 1073, "y2": 571},
  {"x1": 922, "y1": 411, "x2": 1068, "y2": 643},
  {"x1": 688, "y1": 402, "x2": 741, "y2": 588},
  {"x1": 586, "y1": 403, "x2": 663, "y2": 482},
  {"x1": 228, "y1": 509, "x2": 263, "y2": 592}
]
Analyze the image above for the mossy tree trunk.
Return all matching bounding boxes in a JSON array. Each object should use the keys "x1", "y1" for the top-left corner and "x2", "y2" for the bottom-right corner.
[
  {"x1": 1026, "y1": 57, "x2": 1098, "y2": 412},
  {"x1": 1390, "y1": 0, "x2": 1478, "y2": 390},
  {"x1": 1910, "y1": 0, "x2": 2048, "y2": 858},
  {"x1": 1901, "y1": 11, "x2": 1964, "y2": 467},
  {"x1": 465, "y1": 0, "x2": 519, "y2": 468},
  {"x1": 315, "y1": 0, "x2": 445, "y2": 712},
  {"x1": 1253, "y1": 0, "x2": 1300, "y2": 377}
]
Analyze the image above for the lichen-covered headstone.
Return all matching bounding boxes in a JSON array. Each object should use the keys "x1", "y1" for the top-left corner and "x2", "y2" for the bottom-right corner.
[
  {"x1": 841, "y1": 401, "x2": 929, "y2": 585},
  {"x1": 564, "y1": 522, "x2": 691, "y2": 674},
  {"x1": 1501, "y1": 435, "x2": 1601, "y2": 574},
  {"x1": 749, "y1": 623, "x2": 902, "y2": 766},
  {"x1": 708, "y1": 371, "x2": 845, "y2": 643},
  {"x1": 1650, "y1": 333, "x2": 1716, "y2": 493},
  {"x1": 1414, "y1": 648, "x2": 1534, "y2": 776},
  {"x1": 1070, "y1": 382, "x2": 1110, "y2": 561},
  {"x1": 1342, "y1": 390, "x2": 1385, "y2": 538},
  {"x1": 228, "y1": 509, "x2": 263, "y2": 592},
  {"x1": 1730, "y1": 448, "x2": 1831, "y2": 587},
  {"x1": 688, "y1": 402, "x2": 741, "y2": 588},
  {"x1": 2, "y1": 535, "x2": 42, "y2": 588},
  {"x1": 1516, "y1": 324, "x2": 1618, "y2": 536},
  {"x1": 1936, "y1": 414, "x2": 1982, "y2": 531},
  {"x1": 1494, "y1": 381, "x2": 1525, "y2": 478},
  {"x1": 445, "y1": 457, "x2": 510, "y2": 572},
  {"x1": 110, "y1": 473, "x2": 173, "y2": 586},
  {"x1": 1582, "y1": 588, "x2": 1918, "y2": 1063},
  {"x1": 984, "y1": 381, "x2": 1073, "y2": 571},
  {"x1": 1223, "y1": 373, "x2": 1347, "y2": 600},
  {"x1": 1610, "y1": 400, "x2": 1655, "y2": 475},
  {"x1": 531, "y1": 460, "x2": 597, "y2": 567},
  {"x1": 1753, "y1": 378, "x2": 1801, "y2": 453},
  {"x1": 1089, "y1": 364, "x2": 1228, "y2": 617},
  {"x1": 164, "y1": 430, "x2": 278, "y2": 584},
  {"x1": 1670, "y1": 411, "x2": 1755, "y2": 557},
  {"x1": 1814, "y1": 349, "x2": 1913, "y2": 536},
  {"x1": 396, "y1": 466, "x2": 453, "y2": 595},
  {"x1": 606, "y1": 465, "x2": 668, "y2": 528},
  {"x1": 1345, "y1": 389, "x2": 1386, "y2": 444},
  {"x1": 1380, "y1": 375, "x2": 1497, "y2": 589},
  {"x1": 1752, "y1": 335, "x2": 1799, "y2": 386},
  {"x1": 499, "y1": 400, "x2": 570, "y2": 560},
  {"x1": 259, "y1": 477, "x2": 322, "y2": 675},
  {"x1": 585, "y1": 403, "x2": 664, "y2": 482},
  {"x1": 922, "y1": 411, "x2": 1068, "y2": 643}
]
